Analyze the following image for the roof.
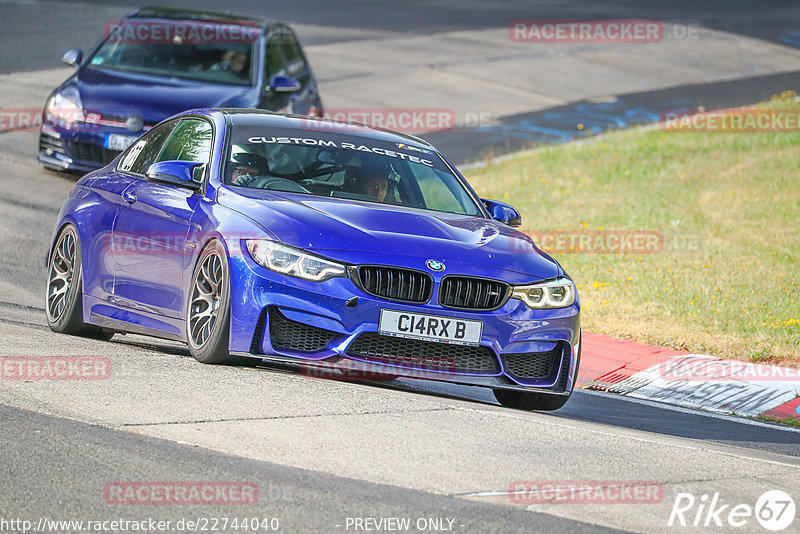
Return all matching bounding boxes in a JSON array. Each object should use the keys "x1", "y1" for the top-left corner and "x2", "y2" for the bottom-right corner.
[{"x1": 125, "y1": 7, "x2": 273, "y2": 28}]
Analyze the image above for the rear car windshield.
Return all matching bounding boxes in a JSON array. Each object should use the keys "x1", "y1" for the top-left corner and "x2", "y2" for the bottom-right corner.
[
  {"x1": 224, "y1": 126, "x2": 483, "y2": 217},
  {"x1": 86, "y1": 20, "x2": 258, "y2": 86}
]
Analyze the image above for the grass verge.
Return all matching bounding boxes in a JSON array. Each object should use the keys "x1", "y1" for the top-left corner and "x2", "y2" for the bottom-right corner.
[
  {"x1": 756, "y1": 415, "x2": 800, "y2": 428},
  {"x1": 465, "y1": 96, "x2": 799, "y2": 367}
]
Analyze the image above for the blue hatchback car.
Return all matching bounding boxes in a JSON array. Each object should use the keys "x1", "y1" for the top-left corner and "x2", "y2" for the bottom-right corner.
[
  {"x1": 45, "y1": 109, "x2": 581, "y2": 410},
  {"x1": 39, "y1": 8, "x2": 322, "y2": 173}
]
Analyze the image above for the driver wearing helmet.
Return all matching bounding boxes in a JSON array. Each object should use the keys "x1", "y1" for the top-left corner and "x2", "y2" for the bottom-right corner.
[
  {"x1": 361, "y1": 175, "x2": 389, "y2": 202},
  {"x1": 346, "y1": 158, "x2": 395, "y2": 202},
  {"x1": 228, "y1": 152, "x2": 270, "y2": 186}
]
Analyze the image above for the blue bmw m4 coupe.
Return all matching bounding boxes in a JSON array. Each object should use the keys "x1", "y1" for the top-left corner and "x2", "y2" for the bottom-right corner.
[{"x1": 46, "y1": 109, "x2": 581, "y2": 410}]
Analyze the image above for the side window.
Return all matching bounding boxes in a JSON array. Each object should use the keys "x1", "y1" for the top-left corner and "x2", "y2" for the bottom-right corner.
[
  {"x1": 156, "y1": 119, "x2": 213, "y2": 165},
  {"x1": 119, "y1": 121, "x2": 177, "y2": 174},
  {"x1": 278, "y1": 32, "x2": 307, "y2": 77},
  {"x1": 413, "y1": 166, "x2": 475, "y2": 214},
  {"x1": 264, "y1": 33, "x2": 286, "y2": 81}
]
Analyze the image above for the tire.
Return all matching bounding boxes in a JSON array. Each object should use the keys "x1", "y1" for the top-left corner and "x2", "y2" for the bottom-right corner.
[
  {"x1": 493, "y1": 389, "x2": 571, "y2": 411},
  {"x1": 45, "y1": 224, "x2": 114, "y2": 340},
  {"x1": 187, "y1": 240, "x2": 232, "y2": 364}
]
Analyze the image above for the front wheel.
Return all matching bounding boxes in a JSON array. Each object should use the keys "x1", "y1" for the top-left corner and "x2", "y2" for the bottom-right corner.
[
  {"x1": 187, "y1": 240, "x2": 232, "y2": 364},
  {"x1": 492, "y1": 389, "x2": 571, "y2": 411}
]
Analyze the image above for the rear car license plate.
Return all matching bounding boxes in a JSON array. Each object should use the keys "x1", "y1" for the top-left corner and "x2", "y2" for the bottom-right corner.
[
  {"x1": 103, "y1": 133, "x2": 136, "y2": 151},
  {"x1": 379, "y1": 309, "x2": 482, "y2": 346}
]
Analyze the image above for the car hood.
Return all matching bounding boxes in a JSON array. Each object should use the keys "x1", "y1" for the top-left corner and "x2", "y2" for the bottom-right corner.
[
  {"x1": 218, "y1": 188, "x2": 561, "y2": 282},
  {"x1": 73, "y1": 68, "x2": 253, "y2": 123}
]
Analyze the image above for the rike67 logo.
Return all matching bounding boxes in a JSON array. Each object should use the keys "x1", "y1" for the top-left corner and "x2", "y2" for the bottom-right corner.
[{"x1": 668, "y1": 490, "x2": 795, "y2": 531}]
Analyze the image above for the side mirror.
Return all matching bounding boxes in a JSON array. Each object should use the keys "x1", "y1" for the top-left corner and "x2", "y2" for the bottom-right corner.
[
  {"x1": 482, "y1": 199, "x2": 522, "y2": 227},
  {"x1": 267, "y1": 74, "x2": 301, "y2": 93},
  {"x1": 146, "y1": 161, "x2": 203, "y2": 190},
  {"x1": 62, "y1": 49, "x2": 83, "y2": 67}
]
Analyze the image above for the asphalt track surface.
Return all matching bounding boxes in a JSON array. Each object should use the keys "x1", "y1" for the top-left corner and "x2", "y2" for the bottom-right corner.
[
  {"x1": 5, "y1": 0, "x2": 800, "y2": 74},
  {"x1": 1, "y1": 1, "x2": 799, "y2": 533}
]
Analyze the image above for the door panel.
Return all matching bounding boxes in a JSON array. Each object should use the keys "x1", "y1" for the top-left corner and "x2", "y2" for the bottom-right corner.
[
  {"x1": 110, "y1": 118, "x2": 212, "y2": 318},
  {"x1": 111, "y1": 181, "x2": 198, "y2": 317},
  {"x1": 78, "y1": 171, "x2": 137, "y2": 302}
]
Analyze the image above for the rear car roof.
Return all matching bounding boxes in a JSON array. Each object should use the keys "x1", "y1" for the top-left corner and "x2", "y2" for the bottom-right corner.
[{"x1": 126, "y1": 7, "x2": 272, "y2": 28}]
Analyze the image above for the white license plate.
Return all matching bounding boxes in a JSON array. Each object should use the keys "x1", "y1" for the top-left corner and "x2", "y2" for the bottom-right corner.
[
  {"x1": 104, "y1": 133, "x2": 136, "y2": 151},
  {"x1": 379, "y1": 309, "x2": 482, "y2": 346}
]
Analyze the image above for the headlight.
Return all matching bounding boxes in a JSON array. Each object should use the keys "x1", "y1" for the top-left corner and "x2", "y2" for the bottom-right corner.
[
  {"x1": 245, "y1": 240, "x2": 346, "y2": 282},
  {"x1": 511, "y1": 277, "x2": 576, "y2": 309},
  {"x1": 45, "y1": 87, "x2": 85, "y2": 126}
]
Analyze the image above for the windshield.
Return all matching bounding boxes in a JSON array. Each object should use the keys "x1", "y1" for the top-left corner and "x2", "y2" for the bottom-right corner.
[
  {"x1": 86, "y1": 20, "x2": 258, "y2": 86},
  {"x1": 223, "y1": 126, "x2": 483, "y2": 217}
]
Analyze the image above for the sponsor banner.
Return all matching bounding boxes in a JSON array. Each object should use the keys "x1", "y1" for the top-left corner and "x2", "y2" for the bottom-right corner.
[
  {"x1": 615, "y1": 361, "x2": 798, "y2": 417},
  {"x1": 508, "y1": 480, "x2": 663, "y2": 504},
  {"x1": 1, "y1": 357, "x2": 111, "y2": 380},
  {"x1": 104, "y1": 481, "x2": 258, "y2": 505}
]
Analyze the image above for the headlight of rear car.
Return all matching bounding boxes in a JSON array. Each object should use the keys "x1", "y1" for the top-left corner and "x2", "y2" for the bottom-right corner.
[
  {"x1": 245, "y1": 240, "x2": 346, "y2": 282},
  {"x1": 511, "y1": 277, "x2": 576, "y2": 309},
  {"x1": 45, "y1": 87, "x2": 85, "y2": 126}
]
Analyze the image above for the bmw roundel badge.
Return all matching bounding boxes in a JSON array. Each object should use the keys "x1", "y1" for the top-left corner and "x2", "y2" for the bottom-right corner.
[{"x1": 426, "y1": 259, "x2": 445, "y2": 272}]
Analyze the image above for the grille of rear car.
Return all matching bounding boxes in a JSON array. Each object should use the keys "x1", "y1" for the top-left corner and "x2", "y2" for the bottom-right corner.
[
  {"x1": 501, "y1": 343, "x2": 564, "y2": 381},
  {"x1": 439, "y1": 276, "x2": 509, "y2": 310},
  {"x1": 269, "y1": 307, "x2": 338, "y2": 352},
  {"x1": 346, "y1": 332, "x2": 499, "y2": 374},
  {"x1": 98, "y1": 113, "x2": 157, "y2": 128},
  {"x1": 66, "y1": 141, "x2": 119, "y2": 165},
  {"x1": 39, "y1": 132, "x2": 65, "y2": 156},
  {"x1": 355, "y1": 266, "x2": 433, "y2": 303}
]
